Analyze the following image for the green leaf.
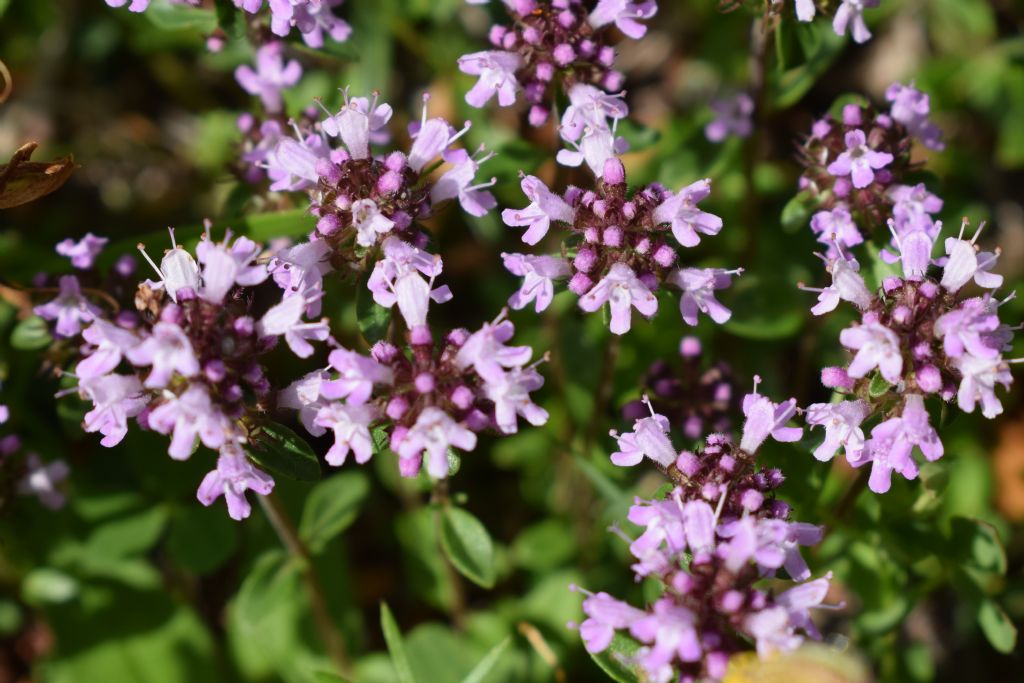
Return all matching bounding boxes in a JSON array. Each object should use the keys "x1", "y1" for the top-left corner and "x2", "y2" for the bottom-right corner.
[
  {"x1": 235, "y1": 550, "x2": 301, "y2": 628},
  {"x1": 617, "y1": 119, "x2": 661, "y2": 152},
  {"x1": 459, "y1": 636, "x2": 511, "y2": 683},
  {"x1": 977, "y1": 598, "x2": 1017, "y2": 654},
  {"x1": 145, "y1": 0, "x2": 218, "y2": 32},
  {"x1": 951, "y1": 517, "x2": 1007, "y2": 575},
  {"x1": 868, "y1": 372, "x2": 892, "y2": 398},
  {"x1": 299, "y1": 471, "x2": 370, "y2": 554},
  {"x1": 10, "y1": 315, "x2": 53, "y2": 350},
  {"x1": 248, "y1": 421, "x2": 321, "y2": 482},
  {"x1": 166, "y1": 503, "x2": 239, "y2": 574},
  {"x1": 780, "y1": 191, "x2": 815, "y2": 232},
  {"x1": 0, "y1": 0, "x2": 10, "y2": 20},
  {"x1": 21, "y1": 568, "x2": 79, "y2": 606},
  {"x1": 0, "y1": 599, "x2": 22, "y2": 637},
  {"x1": 380, "y1": 602, "x2": 417, "y2": 683},
  {"x1": 83, "y1": 505, "x2": 169, "y2": 560},
  {"x1": 587, "y1": 631, "x2": 645, "y2": 683},
  {"x1": 439, "y1": 505, "x2": 496, "y2": 589},
  {"x1": 212, "y1": 0, "x2": 246, "y2": 40},
  {"x1": 773, "y1": 23, "x2": 846, "y2": 109},
  {"x1": 356, "y1": 271, "x2": 391, "y2": 344}
]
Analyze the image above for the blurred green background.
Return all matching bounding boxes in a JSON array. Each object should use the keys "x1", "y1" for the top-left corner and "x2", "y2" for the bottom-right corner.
[{"x1": 0, "y1": 1, "x2": 1023, "y2": 681}]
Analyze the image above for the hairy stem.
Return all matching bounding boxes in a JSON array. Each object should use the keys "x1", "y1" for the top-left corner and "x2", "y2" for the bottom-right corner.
[{"x1": 259, "y1": 493, "x2": 353, "y2": 680}]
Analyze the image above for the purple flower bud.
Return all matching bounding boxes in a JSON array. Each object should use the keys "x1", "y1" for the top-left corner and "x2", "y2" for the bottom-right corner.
[
  {"x1": 892, "y1": 305, "x2": 912, "y2": 325},
  {"x1": 578, "y1": 38, "x2": 596, "y2": 58},
  {"x1": 528, "y1": 105, "x2": 549, "y2": 127},
  {"x1": 522, "y1": 26, "x2": 541, "y2": 44},
  {"x1": 204, "y1": 360, "x2": 227, "y2": 383},
  {"x1": 916, "y1": 364, "x2": 942, "y2": 393},
  {"x1": 371, "y1": 341, "x2": 399, "y2": 364},
  {"x1": 234, "y1": 316, "x2": 255, "y2": 336},
  {"x1": 386, "y1": 396, "x2": 409, "y2": 419},
  {"x1": 653, "y1": 244, "x2": 677, "y2": 268},
  {"x1": 115, "y1": 254, "x2": 137, "y2": 277},
  {"x1": 740, "y1": 488, "x2": 764, "y2": 511},
  {"x1": 385, "y1": 151, "x2": 407, "y2": 172},
  {"x1": 603, "y1": 226, "x2": 623, "y2": 247},
  {"x1": 447, "y1": 328, "x2": 470, "y2": 347},
  {"x1": 574, "y1": 247, "x2": 598, "y2": 273},
  {"x1": 553, "y1": 43, "x2": 576, "y2": 65},
  {"x1": 557, "y1": 9, "x2": 575, "y2": 28},
  {"x1": 768, "y1": 499, "x2": 790, "y2": 518},
  {"x1": 414, "y1": 372, "x2": 436, "y2": 394},
  {"x1": 679, "y1": 336, "x2": 702, "y2": 358},
  {"x1": 160, "y1": 304, "x2": 183, "y2": 325},
  {"x1": 833, "y1": 177, "x2": 852, "y2": 198},
  {"x1": 451, "y1": 385, "x2": 474, "y2": 410},
  {"x1": 720, "y1": 590, "x2": 744, "y2": 613},
  {"x1": 603, "y1": 71, "x2": 624, "y2": 91},
  {"x1": 316, "y1": 159, "x2": 342, "y2": 185},
  {"x1": 224, "y1": 384, "x2": 243, "y2": 402},
  {"x1": 535, "y1": 62, "x2": 555, "y2": 82},
  {"x1": 842, "y1": 104, "x2": 863, "y2": 126},
  {"x1": 317, "y1": 213, "x2": 343, "y2": 235},
  {"x1": 399, "y1": 454, "x2": 421, "y2": 478},
  {"x1": 920, "y1": 281, "x2": 938, "y2": 299},
  {"x1": 718, "y1": 455, "x2": 736, "y2": 473},
  {"x1": 488, "y1": 25, "x2": 507, "y2": 46},
  {"x1": 603, "y1": 157, "x2": 626, "y2": 185},
  {"x1": 683, "y1": 415, "x2": 703, "y2": 439},
  {"x1": 377, "y1": 170, "x2": 403, "y2": 194},
  {"x1": 597, "y1": 46, "x2": 615, "y2": 67},
  {"x1": 569, "y1": 272, "x2": 594, "y2": 295},
  {"x1": 882, "y1": 276, "x2": 904, "y2": 294},
  {"x1": 409, "y1": 325, "x2": 432, "y2": 346},
  {"x1": 584, "y1": 226, "x2": 600, "y2": 243}
]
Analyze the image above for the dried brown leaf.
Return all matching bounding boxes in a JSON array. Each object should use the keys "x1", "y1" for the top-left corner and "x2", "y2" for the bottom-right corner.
[{"x1": 0, "y1": 142, "x2": 77, "y2": 209}]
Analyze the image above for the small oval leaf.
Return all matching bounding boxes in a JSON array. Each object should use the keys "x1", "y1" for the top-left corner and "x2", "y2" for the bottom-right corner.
[
  {"x1": 10, "y1": 315, "x2": 53, "y2": 350},
  {"x1": 380, "y1": 602, "x2": 417, "y2": 683},
  {"x1": 299, "y1": 471, "x2": 370, "y2": 554},
  {"x1": 439, "y1": 505, "x2": 496, "y2": 589},
  {"x1": 247, "y1": 421, "x2": 321, "y2": 482}
]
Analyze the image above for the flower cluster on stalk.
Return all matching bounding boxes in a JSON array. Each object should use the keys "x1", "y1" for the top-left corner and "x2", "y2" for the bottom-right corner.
[
  {"x1": 0, "y1": 402, "x2": 69, "y2": 511},
  {"x1": 105, "y1": 0, "x2": 352, "y2": 48},
  {"x1": 502, "y1": 155, "x2": 739, "y2": 335},
  {"x1": 280, "y1": 304, "x2": 548, "y2": 480},
  {"x1": 575, "y1": 379, "x2": 837, "y2": 682},
  {"x1": 459, "y1": 0, "x2": 657, "y2": 126},
  {"x1": 34, "y1": 227, "x2": 332, "y2": 520},
  {"x1": 774, "y1": 0, "x2": 882, "y2": 44}
]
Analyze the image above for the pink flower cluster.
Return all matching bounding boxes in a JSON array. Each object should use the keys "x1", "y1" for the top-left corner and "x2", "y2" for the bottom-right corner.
[
  {"x1": 459, "y1": 0, "x2": 657, "y2": 126},
  {"x1": 35, "y1": 227, "x2": 332, "y2": 520},
  {"x1": 802, "y1": 219, "x2": 1015, "y2": 493},
  {"x1": 281, "y1": 308, "x2": 548, "y2": 479},
  {"x1": 502, "y1": 156, "x2": 739, "y2": 335},
  {"x1": 575, "y1": 381, "x2": 837, "y2": 682}
]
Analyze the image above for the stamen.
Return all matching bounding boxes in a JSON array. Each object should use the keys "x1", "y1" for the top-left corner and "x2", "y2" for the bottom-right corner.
[{"x1": 137, "y1": 243, "x2": 165, "y2": 281}]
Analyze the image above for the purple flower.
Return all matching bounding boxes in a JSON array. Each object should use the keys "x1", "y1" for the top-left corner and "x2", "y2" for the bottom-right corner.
[
  {"x1": 805, "y1": 254, "x2": 872, "y2": 316},
  {"x1": 267, "y1": 135, "x2": 329, "y2": 192},
  {"x1": 458, "y1": 50, "x2": 522, "y2": 108},
  {"x1": 832, "y1": 0, "x2": 879, "y2": 44},
  {"x1": 137, "y1": 231, "x2": 201, "y2": 303},
  {"x1": 256, "y1": 293, "x2": 329, "y2": 358},
  {"x1": 429, "y1": 149, "x2": 498, "y2": 218},
  {"x1": 125, "y1": 322, "x2": 199, "y2": 389},
  {"x1": 704, "y1": 93, "x2": 754, "y2": 143},
  {"x1": 195, "y1": 232, "x2": 269, "y2": 304},
  {"x1": 197, "y1": 445, "x2": 275, "y2": 521},
  {"x1": 560, "y1": 85, "x2": 629, "y2": 144},
  {"x1": 578, "y1": 263, "x2": 658, "y2": 335},
  {"x1": 861, "y1": 394, "x2": 941, "y2": 493},
  {"x1": 367, "y1": 237, "x2": 453, "y2": 329},
  {"x1": 954, "y1": 354, "x2": 1013, "y2": 419},
  {"x1": 314, "y1": 402, "x2": 378, "y2": 466},
  {"x1": 630, "y1": 598, "x2": 702, "y2": 672},
  {"x1": 805, "y1": 400, "x2": 870, "y2": 462},
  {"x1": 395, "y1": 407, "x2": 477, "y2": 479},
  {"x1": 577, "y1": 590, "x2": 646, "y2": 654},
  {"x1": 940, "y1": 231, "x2": 1003, "y2": 293},
  {"x1": 268, "y1": 0, "x2": 351, "y2": 48},
  {"x1": 501, "y1": 175, "x2": 574, "y2": 245},
  {"x1": 321, "y1": 348, "x2": 393, "y2": 405},
  {"x1": 455, "y1": 312, "x2": 533, "y2": 383},
  {"x1": 279, "y1": 370, "x2": 330, "y2": 437},
  {"x1": 76, "y1": 320, "x2": 141, "y2": 379},
  {"x1": 268, "y1": 240, "x2": 333, "y2": 314},
  {"x1": 739, "y1": 379, "x2": 803, "y2": 454},
  {"x1": 348, "y1": 199, "x2": 395, "y2": 247},
  {"x1": 17, "y1": 454, "x2": 70, "y2": 510},
  {"x1": 809, "y1": 205, "x2": 863, "y2": 255},
  {"x1": 148, "y1": 385, "x2": 233, "y2": 460},
  {"x1": 670, "y1": 267, "x2": 738, "y2": 326},
  {"x1": 588, "y1": 0, "x2": 658, "y2": 39},
  {"x1": 839, "y1": 320, "x2": 903, "y2": 384},
  {"x1": 717, "y1": 517, "x2": 821, "y2": 580},
  {"x1": 891, "y1": 224, "x2": 934, "y2": 281},
  {"x1": 484, "y1": 366, "x2": 548, "y2": 434},
  {"x1": 235, "y1": 42, "x2": 302, "y2": 114},
  {"x1": 886, "y1": 82, "x2": 944, "y2": 151},
  {"x1": 56, "y1": 233, "x2": 108, "y2": 269},
  {"x1": 794, "y1": 0, "x2": 816, "y2": 21},
  {"x1": 826, "y1": 129, "x2": 893, "y2": 189},
  {"x1": 556, "y1": 125, "x2": 629, "y2": 176},
  {"x1": 34, "y1": 275, "x2": 102, "y2": 338},
  {"x1": 652, "y1": 179, "x2": 723, "y2": 248},
  {"x1": 80, "y1": 374, "x2": 148, "y2": 448},
  {"x1": 501, "y1": 252, "x2": 571, "y2": 313},
  {"x1": 321, "y1": 92, "x2": 393, "y2": 159},
  {"x1": 889, "y1": 184, "x2": 943, "y2": 230},
  {"x1": 609, "y1": 409, "x2": 677, "y2": 467},
  {"x1": 935, "y1": 296, "x2": 1004, "y2": 360}
]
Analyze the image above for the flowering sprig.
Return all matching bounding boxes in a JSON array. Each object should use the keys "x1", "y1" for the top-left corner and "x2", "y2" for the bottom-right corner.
[
  {"x1": 0, "y1": 404, "x2": 69, "y2": 511},
  {"x1": 779, "y1": 0, "x2": 882, "y2": 44},
  {"x1": 34, "y1": 226, "x2": 331, "y2": 520},
  {"x1": 574, "y1": 378, "x2": 838, "y2": 682},
  {"x1": 797, "y1": 83, "x2": 944, "y2": 258},
  {"x1": 801, "y1": 219, "x2": 1017, "y2": 493},
  {"x1": 281, "y1": 307, "x2": 548, "y2": 480},
  {"x1": 459, "y1": 0, "x2": 657, "y2": 126},
  {"x1": 502, "y1": 156, "x2": 739, "y2": 335},
  {"x1": 105, "y1": 0, "x2": 352, "y2": 48}
]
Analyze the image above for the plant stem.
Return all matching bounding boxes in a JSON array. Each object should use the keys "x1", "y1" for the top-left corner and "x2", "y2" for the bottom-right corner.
[
  {"x1": 833, "y1": 468, "x2": 871, "y2": 523},
  {"x1": 430, "y1": 481, "x2": 468, "y2": 631},
  {"x1": 259, "y1": 493, "x2": 353, "y2": 681},
  {"x1": 740, "y1": 14, "x2": 775, "y2": 268}
]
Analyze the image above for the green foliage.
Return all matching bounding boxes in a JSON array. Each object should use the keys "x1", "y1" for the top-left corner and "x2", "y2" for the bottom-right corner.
[
  {"x1": 248, "y1": 421, "x2": 322, "y2": 482},
  {"x1": 439, "y1": 504, "x2": 497, "y2": 589},
  {"x1": 380, "y1": 602, "x2": 417, "y2": 683},
  {"x1": 299, "y1": 472, "x2": 370, "y2": 554}
]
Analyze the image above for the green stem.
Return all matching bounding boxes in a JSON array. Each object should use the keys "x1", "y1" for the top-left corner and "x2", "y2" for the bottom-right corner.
[
  {"x1": 259, "y1": 493, "x2": 353, "y2": 680},
  {"x1": 430, "y1": 481, "x2": 468, "y2": 631}
]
